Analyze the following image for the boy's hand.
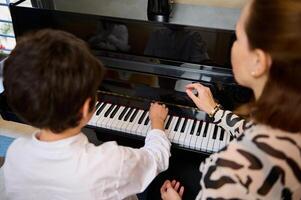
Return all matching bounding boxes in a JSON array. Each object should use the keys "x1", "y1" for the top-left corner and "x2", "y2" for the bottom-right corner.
[
  {"x1": 161, "y1": 180, "x2": 184, "y2": 200},
  {"x1": 149, "y1": 102, "x2": 168, "y2": 130}
]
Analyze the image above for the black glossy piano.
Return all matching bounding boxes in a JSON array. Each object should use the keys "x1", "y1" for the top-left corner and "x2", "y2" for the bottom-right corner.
[{"x1": 0, "y1": 0, "x2": 253, "y2": 198}]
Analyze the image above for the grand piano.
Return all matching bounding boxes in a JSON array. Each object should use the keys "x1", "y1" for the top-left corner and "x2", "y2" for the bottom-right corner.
[{"x1": 0, "y1": 0, "x2": 253, "y2": 198}]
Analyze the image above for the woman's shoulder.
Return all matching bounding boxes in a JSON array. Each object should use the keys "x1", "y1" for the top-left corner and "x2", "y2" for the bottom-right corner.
[{"x1": 198, "y1": 124, "x2": 301, "y2": 199}]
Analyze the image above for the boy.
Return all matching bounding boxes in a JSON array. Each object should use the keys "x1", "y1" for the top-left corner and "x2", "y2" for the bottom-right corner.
[{"x1": 3, "y1": 29, "x2": 170, "y2": 200}]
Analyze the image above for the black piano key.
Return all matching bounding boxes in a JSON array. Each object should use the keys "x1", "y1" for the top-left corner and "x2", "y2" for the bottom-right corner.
[
  {"x1": 180, "y1": 118, "x2": 188, "y2": 133},
  {"x1": 96, "y1": 103, "x2": 107, "y2": 115},
  {"x1": 138, "y1": 110, "x2": 147, "y2": 124},
  {"x1": 190, "y1": 120, "x2": 197, "y2": 135},
  {"x1": 203, "y1": 122, "x2": 209, "y2": 137},
  {"x1": 196, "y1": 121, "x2": 203, "y2": 136},
  {"x1": 219, "y1": 129, "x2": 225, "y2": 141},
  {"x1": 165, "y1": 116, "x2": 173, "y2": 129},
  {"x1": 230, "y1": 135, "x2": 234, "y2": 141},
  {"x1": 144, "y1": 116, "x2": 150, "y2": 125},
  {"x1": 118, "y1": 107, "x2": 129, "y2": 120},
  {"x1": 110, "y1": 105, "x2": 120, "y2": 118},
  {"x1": 104, "y1": 104, "x2": 115, "y2": 117},
  {"x1": 212, "y1": 125, "x2": 218, "y2": 139},
  {"x1": 124, "y1": 108, "x2": 134, "y2": 121},
  {"x1": 173, "y1": 118, "x2": 181, "y2": 132},
  {"x1": 95, "y1": 102, "x2": 101, "y2": 109},
  {"x1": 129, "y1": 109, "x2": 139, "y2": 122}
]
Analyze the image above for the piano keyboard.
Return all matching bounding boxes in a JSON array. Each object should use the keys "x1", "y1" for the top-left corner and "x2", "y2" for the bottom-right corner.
[{"x1": 88, "y1": 102, "x2": 233, "y2": 153}]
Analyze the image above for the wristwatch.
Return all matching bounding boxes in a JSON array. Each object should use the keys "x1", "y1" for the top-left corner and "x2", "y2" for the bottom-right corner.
[{"x1": 208, "y1": 103, "x2": 221, "y2": 118}]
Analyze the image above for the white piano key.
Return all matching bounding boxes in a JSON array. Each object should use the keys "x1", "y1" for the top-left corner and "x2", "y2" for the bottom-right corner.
[
  {"x1": 207, "y1": 124, "x2": 216, "y2": 152},
  {"x1": 120, "y1": 108, "x2": 136, "y2": 132},
  {"x1": 182, "y1": 119, "x2": 193, "y2": 147},
  {"x1": 200, "y1": 122, "x2": 210, "y2": 151},
  {"x1": 196, "y1": 121, "x2": 206, "y2": 151},
  {"x1": 189, "y1": 120, "x2": 200, "y2": 149},
  {"x1": 174, "y1": 118, "x2": 185, "y2": 144},
  {"x1": 105, "y1": 106, "x2": 122, "y2": 129},
  {"x1": 163, "y1": 115, "x2": 170, "y2": 130},
  {"x1": 128, "y1": 110, "x2": 144, "y2": 134},
  {"x1": 100, "y1": 105, "x2": 117, "y2": 128},
  {"x1": 108, "y1": 106, "x2": 125, "y2": 130},
  {"x1": 213, "y1": 127, "x2": 221, "y2": 152},
  {"x1": 131, "y1": 110, "x2": 145, "y2": 135},
  {"x1": 141, "y1": 115, "x2": 151, "y2": 137},
  {"x1": 124, "y1": 109, "x2": 139, "y2": 133},
  {"x1": 96, "y1": 103, "x2": 112, "y2": 127},
  {"x1": 219, "y1": 129, "x2": 228, "y2": 150},
  {"x1": 115, "y1": 107, "x2": 131, "y2": 131},
  {"x1": 88, "y1": 102, "x2": 104, "y2": 126},
  {"x1": 137, "y1": 111, "x2": 149, "y2": 135},
  {"x1": 168, "y1": 116, "x2": 179, "y2": 143}
]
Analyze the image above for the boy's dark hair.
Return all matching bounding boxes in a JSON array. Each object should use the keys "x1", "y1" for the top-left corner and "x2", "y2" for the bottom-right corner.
[{"x1": 3, "y1": 29, "x2": 105, "y2": 133}]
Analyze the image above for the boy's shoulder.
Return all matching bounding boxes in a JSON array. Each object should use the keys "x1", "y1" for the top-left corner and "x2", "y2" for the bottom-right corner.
[{"x1": 6, "y1": 136, "x2": 31, "y2": 155}]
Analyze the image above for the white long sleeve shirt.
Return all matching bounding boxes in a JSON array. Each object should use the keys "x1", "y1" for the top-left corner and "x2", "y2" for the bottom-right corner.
[{"x1": 3, "y1": 129, "x2": 171, "y2": 200}]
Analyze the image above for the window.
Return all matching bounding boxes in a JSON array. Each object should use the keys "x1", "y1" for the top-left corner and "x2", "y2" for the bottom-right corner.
[{"x1": 0, "y1": 0, "x2": 15, "y2": 55}]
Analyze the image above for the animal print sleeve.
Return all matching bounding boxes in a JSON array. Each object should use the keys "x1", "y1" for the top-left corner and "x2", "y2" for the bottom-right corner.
[{"x1": 212, "y1": 109, "x2": 254, "y2": 138}]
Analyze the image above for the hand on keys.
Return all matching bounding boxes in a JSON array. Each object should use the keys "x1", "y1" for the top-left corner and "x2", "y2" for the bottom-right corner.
[
  {"x1": 149, "y1": 102, "x2": 168, "y2": 131},
  {"x1": 186, "y1": 83, "x2": 217, "y2": 114}
]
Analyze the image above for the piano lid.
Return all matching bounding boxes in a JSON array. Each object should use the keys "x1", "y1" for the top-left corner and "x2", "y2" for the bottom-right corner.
[{"x1": 10, "y1": 0, "x2": 235, "y2": 72}]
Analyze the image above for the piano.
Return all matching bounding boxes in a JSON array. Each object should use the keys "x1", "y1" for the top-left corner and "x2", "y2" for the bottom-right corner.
[{"x1": 0, "y1": 0, "x2": 253, "y2": 198}]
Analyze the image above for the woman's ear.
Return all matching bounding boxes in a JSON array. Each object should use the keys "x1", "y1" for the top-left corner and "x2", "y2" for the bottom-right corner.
[{"x1": 251, "y1": 49, "x2": 272, "y2": 78}]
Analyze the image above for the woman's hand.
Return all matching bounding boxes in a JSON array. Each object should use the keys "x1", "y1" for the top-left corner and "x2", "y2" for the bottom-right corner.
[
  {"x1": 149, "y1": 102, "x2": 168, "y2": 130},
  {"x1": 161, "y1": 180, "x2": 184, "y2": 200},
  {"x1": 186, "y1": 83, "x2": 217, "y2": 114}
]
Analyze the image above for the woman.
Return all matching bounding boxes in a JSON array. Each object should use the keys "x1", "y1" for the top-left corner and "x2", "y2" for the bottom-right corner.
[{"x1": 160, "y1": 0, "x2": 301, "y2": 199}]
